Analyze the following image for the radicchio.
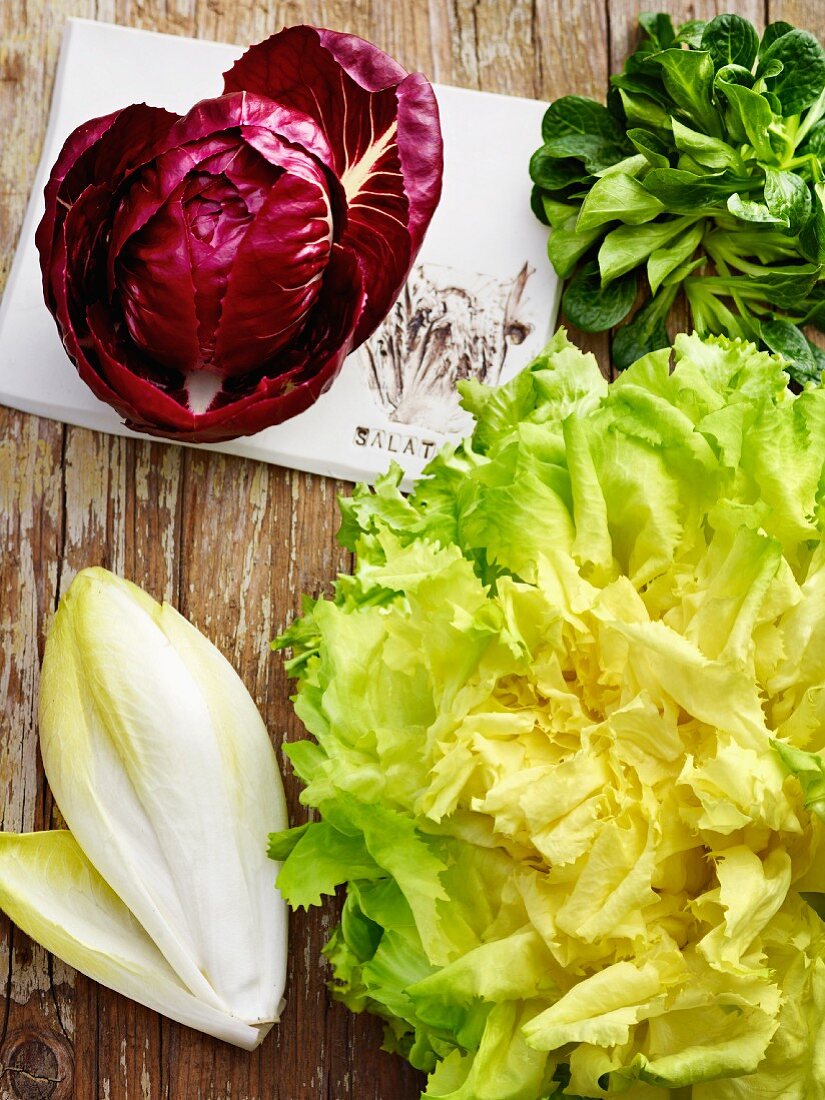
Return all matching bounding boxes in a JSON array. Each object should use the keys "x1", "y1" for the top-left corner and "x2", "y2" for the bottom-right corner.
[{"x1": 36, "y1": 27, "x2": 443, "y2": 442}]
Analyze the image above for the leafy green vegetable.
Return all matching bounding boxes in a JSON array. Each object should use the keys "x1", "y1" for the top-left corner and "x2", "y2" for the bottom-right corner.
[
  {"x1": 701, "y1": 13, "x2": 759, "y2": 71},
  {"x1": 0, "y1": 568, "x2": 289, "y2": 1049},
  {"x1": 272, "y1": 331, "x2": 825, "y2": 1100},
  {"x1": 531, "y1": 12, "x2": 825, "y2": 380},
  {"x1": 612, "y1": 283, "x2": 677, "y2": 368},
  {"x1": 562, "y1": 261, "x2": 637, "y2": 331}
]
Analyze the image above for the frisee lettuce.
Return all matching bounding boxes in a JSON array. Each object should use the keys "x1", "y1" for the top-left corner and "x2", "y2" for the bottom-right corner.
[{"x1": 272, "y1": 330, "x2": 825, "y2": 1099}]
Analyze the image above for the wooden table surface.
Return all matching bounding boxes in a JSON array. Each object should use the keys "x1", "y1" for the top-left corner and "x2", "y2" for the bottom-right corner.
[{"x1": 0, "y1": 0, "x2": 821, "y2": 1097}]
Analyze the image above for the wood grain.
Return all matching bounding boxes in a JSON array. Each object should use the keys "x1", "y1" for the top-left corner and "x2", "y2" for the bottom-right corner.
[{"x1": 0, "y1": 0, "x2": 806, "y2": 1097}]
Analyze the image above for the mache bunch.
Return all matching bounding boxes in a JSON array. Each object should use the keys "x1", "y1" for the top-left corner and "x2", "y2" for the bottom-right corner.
[
  {"x1": 273, "y1": 330, "x2": 825, "y2": 1099},
  {"x1": 530, "y1": 12, "x2": 825, "y2": 381}
]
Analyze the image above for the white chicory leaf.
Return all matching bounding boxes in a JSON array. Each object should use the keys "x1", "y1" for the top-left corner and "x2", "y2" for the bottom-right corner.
[
  {"x1": 0, "y1": 832, "x2": 266, "y2": 1049},
  {"x1": 0, "y1": 567, "x2": 288, "y2": 1048}
]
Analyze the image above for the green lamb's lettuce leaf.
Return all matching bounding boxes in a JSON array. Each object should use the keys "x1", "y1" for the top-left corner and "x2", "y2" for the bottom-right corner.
[
  {"x1": 530, "y1": 11, "x2": 825, "y2": 364},
  {"x1": 649, "y1": 49, "x2": 720, "y2": 136},
  {"x1": 701, "y1": 13, "x2": 759, "y2": 72},
  {"x1": 272, "y1": 331, "x2": 825, "y2": 1100},
  {"x1": 612, "y1": 286, "x2": 678, "y2": 368},
  {"x1": 546, "y1": 214, "x2": 602, "y2": 279},
  {"x1": 599, "y1": 215, "x2": 697, "y2": 282},
  {"x1": 576, "y1": 172, "x2": 664, "y2": 231},
  {"x1": 670, "y1": 117, "x2": 742, "y2": 171},
  {"x1": 539, "y1": 96, "x2": 629, "y2": 172},
  {"x1": 763, "y1": 169, "x2": 813, "y2": 234},
  {"x1": 561, "y1": 261, "x2": 637, "y2": 331},
  {"x1": 759, "y1": 29, "x2": 825, "y2": 116}
]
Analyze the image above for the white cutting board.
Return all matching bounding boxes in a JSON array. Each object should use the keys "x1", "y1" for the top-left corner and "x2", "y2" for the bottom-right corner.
[{"x1": 0, "y1": 18, "x2": 560, "y2": 483}]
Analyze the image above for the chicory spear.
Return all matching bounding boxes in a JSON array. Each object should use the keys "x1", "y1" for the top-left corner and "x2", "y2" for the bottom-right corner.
[
  {"x1": 36, "y1": 26, "x2": 443, "y2": 442},
  {"x1": 0, "y1": 568, "x2": 287, "y2": 1048},
  {"x1": 530, "y1": 12, "x2": 825, "y2": 380}
]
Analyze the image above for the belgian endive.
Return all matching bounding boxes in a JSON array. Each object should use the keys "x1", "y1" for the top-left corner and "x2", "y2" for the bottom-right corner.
[{"x1": 0, "y1": 568, "x2": 287, "y2": 1049}]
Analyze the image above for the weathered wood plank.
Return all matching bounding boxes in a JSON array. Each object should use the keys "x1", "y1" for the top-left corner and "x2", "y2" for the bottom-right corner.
[
  {"x1": 0, "y1": 410, "x2": 70, "y2": 1098},
  {"x1": 1, "y1": 1, "x2": 90, "y2": 1094},
  {"x1": 11, "y1": 1, "x2": 815, "y2": 1099}
]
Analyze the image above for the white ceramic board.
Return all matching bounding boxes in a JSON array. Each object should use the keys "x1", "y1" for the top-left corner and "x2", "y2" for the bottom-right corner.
[{"x1": 0, "y1": 18, "x2": 560, "y2": 483}]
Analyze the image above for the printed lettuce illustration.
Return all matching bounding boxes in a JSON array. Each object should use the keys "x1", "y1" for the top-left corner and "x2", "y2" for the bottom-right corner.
[{"x1": 273, "y1": 330, "x2": 825, "y2": 1098}]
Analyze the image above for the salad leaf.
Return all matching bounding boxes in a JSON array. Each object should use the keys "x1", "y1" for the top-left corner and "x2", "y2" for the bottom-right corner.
[
  {"x1": 0, "y1": 568, "x2": 288, "y2": 1047},
  {"x1": 701, "y1": 14, "x2": 759, "y2": 71},
  {"x1": 0, "y1": 832, "x2": 265, "y2": 1049},
  {"x1": 612, "y1": 285, "x2": 677, "y2": 367},
  {"x1": 759, "y1": 29, "x2": 825, "y2": 116},
  {"x1": 530, "y1": 12, "x2": 825, "y2": 371},
  {"x1": 562, "y1": 262, "x2": 637, "y2": 331},
  {"x1": 272, "y1": 331, "x2": 825, "y2": 1099}
]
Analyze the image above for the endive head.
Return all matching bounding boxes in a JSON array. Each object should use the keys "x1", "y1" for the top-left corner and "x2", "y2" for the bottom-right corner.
[{"x1": 28, "y1": 567, "x2": 288, "y2": 1045}]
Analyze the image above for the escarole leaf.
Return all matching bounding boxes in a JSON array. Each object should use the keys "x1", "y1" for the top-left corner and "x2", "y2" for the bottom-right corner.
[
  {"x1": 272, "y1": 329, "x2": 825, "y2": 1098},
  {"x1": 0, "y1": 832, "x2": 266, "y2": 1049},
  {"x1": 772, "y1": 742, "x2": 825, "y2": 820}
]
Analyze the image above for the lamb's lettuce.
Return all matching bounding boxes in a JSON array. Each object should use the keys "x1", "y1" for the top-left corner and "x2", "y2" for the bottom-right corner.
[
  {"x1": 273, "y1": 330, "x2": 825, "y2": 1098},
  {"x1": 530, "y1": 12, "x2": 825, "y2": 381}
]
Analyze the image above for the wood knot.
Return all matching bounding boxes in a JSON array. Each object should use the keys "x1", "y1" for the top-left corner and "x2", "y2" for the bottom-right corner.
[
  {"x1": 0, "y1": 1028, "x2": 74, "y2": 1100},
  {"x1": 0, "y1": 48, "x2": 24, "y2": 82}
]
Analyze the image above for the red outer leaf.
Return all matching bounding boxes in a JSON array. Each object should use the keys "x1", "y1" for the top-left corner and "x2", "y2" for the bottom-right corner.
[
  {"x1": 223, "y1": 26, "x2": 443, "y2": 346},
  {"x1": 86, "y1": 245, "x2": 363, "y2": 442},
  {"x1": 163, "y1": 91, "x2": 335, "y2": 172},
  {"x1": 212, "y1": 162, "x2": 333, "y2": 377},
  {"x1": 36, "y1": 104, "x2": 178, "y2": 308}
]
